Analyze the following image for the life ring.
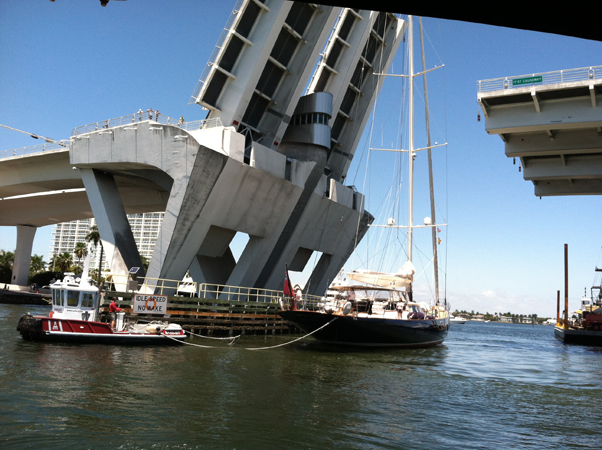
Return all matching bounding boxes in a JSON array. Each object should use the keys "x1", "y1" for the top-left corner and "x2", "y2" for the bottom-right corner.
[
  {"x1": 145, "y1": 297, "x2": 157, "y2": 311},
  {"x1": 49, "y1": 311, "x2": 54, "y2": 318},
  {"x1": 294, "y1": 284, "x2": 303, "y2": 298}
]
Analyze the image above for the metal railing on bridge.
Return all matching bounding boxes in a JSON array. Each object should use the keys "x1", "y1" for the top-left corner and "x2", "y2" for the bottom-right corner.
[
  {"x1": 477, "y1": 65, "x2": 602, "y2": 93},
  {"x1": 71, "y1": 112, "x2": 222, "y2": 136},
  {"x1": 0, "y1": 141, "x2": 69, "y2": 160},
  {"x1": 188, "y1": 0, "x2": 244, "y2": 105}
]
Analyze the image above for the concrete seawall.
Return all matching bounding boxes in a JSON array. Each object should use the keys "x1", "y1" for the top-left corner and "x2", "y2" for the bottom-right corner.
[{"x1": 0, "y1": 289, "x2": 51, "y2": 305}]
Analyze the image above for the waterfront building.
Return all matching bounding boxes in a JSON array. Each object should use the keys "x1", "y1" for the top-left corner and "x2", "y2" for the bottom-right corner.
[{"x1": 49, "y1": 213, "x2": 164, "y2": 270}]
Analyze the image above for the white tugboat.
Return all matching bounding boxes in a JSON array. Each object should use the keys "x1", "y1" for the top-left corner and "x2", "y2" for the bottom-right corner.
[{"x1": 17, "y1": 271, "x2": 186, "y2": 345}]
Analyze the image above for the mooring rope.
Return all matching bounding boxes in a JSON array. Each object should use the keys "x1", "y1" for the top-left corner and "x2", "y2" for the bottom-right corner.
[
  {"x1": 244, "y1": 317, "x2": 338, "y2": 351},
  {"x1": 185, "y1": 329, "x2": 241, "y2": 343},
  {"x1": 163, "y1": 317, "x2": 338, "y2": 350},
  {"x1": 162, "y1": 334, "x2": 217, "y2": 348}
]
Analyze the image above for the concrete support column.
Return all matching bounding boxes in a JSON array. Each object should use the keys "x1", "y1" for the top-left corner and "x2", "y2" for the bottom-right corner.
[
  {"x1": 12, "y1": 225, "x2": 37, "y2": 286},
  {"x1": 79, "y1": 169, "x2": 144, "y2": 278}
]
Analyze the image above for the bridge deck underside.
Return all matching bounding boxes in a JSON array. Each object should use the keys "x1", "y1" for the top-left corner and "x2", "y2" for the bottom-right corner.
[{"x1": 479, "y1": 80, "x2": 602, "y2": 196}]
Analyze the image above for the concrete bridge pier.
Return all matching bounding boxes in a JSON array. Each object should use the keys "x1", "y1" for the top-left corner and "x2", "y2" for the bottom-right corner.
[
  {"x1": 79, "y1": 168, "x2": 145, "y2": 279},
  {"x1": 11, "y1": 225, "x2": 37, "y2": 286}
]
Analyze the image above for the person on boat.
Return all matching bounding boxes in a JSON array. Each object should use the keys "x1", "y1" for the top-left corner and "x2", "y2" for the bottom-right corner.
[
  {"x1": 396, "y1": 300, "x2": 405, "y2": 319},
  {"x1": 109, "y1": 298, "x2": 123, "y2": 330}
]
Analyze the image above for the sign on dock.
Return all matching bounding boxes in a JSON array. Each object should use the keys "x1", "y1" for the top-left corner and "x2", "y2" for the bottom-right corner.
[
  {"x1": 133, "y1": 294, "x2": 168, "y2": 315},
  {"x1": 512, "y1": 76, "x2": 543, "y2": 86}
]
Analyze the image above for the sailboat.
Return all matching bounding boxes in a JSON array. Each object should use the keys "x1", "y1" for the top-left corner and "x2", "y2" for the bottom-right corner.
[{"x1": 279, "y1": 15, "x2": 450, "y2": 348}]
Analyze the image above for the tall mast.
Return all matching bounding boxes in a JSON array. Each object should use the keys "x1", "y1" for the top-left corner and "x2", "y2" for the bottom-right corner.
[
  {"x1": 419, "y1": 17, "x2": 439, "y2": 304},
  {"x1": 407, "y1": 16, "x2": 415, "y2": 263}
]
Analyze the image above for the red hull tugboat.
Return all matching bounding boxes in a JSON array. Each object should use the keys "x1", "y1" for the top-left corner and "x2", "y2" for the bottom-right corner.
[{"x1": 17, "y1": 273, "x2": 186, "y2": 345}]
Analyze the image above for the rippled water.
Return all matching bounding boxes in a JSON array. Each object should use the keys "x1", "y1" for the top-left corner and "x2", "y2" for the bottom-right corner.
[{"x1": 2, "y1": 304, "x2": 602, "y2": 449}]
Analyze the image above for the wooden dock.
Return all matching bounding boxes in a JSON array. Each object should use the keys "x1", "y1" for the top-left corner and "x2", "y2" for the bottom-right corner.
[{"x1": 101, "y1": 291, "x2": 299, "y2": 336}]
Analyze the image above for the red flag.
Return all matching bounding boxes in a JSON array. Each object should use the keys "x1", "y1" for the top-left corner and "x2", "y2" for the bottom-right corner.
[
  {"x1": 283, "y1": 265, "x2": 295, "y2": 310},
  {"x1": 284, "y1": 266, "x2": 294, "y2": 297}
]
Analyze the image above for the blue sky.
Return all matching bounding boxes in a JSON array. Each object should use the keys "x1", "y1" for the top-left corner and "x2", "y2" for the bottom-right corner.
[{"x1": 1, "y1": 0, "x2": 601, "y2": 317}]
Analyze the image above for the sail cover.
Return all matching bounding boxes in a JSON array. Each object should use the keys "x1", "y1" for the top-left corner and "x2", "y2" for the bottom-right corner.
[{"x1": 348, "y1": 261, "x2": 415, "y2": 289}]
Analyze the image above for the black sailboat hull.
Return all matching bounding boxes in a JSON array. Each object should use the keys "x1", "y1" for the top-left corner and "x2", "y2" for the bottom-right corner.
[{"x1": 280, "y1": 310, "x2": 449, "y2": 348}]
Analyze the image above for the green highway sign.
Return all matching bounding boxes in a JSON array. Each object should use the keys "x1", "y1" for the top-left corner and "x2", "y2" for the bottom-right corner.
[{"x1": 512, "y1": 76, "x2": 543, "y2": 86}]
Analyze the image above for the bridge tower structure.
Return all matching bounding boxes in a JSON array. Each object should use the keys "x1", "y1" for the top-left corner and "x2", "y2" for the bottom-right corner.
[{"x1": 1, "y1": 1, "x2": 406, "y2": 295}]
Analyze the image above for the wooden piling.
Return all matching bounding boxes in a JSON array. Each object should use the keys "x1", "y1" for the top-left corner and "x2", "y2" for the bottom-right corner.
[{"x1": 564, "y1": 243, "x2": 569, "y2": 328}]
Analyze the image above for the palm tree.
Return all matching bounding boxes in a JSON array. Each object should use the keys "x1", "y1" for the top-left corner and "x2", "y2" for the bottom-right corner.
[
  {"x1": 85, "y1": 225, "x2": 101, "y2": 248},
  {"x1": 74, "y1": 242, "x2": 88, "y2": 267},
  {"x1": 0, "y1": 250, "x2": 14, "y2": 284},
  {"x1": 29, "y1": 254, "x2": 46, "y2": 274},
  {"x1": 0, "y1": 250, "x2": 14, "y2": 268},
  {"x1": 49, "y1": 252, "x2": 73, "y2": 273},
  {"x1": 86, "y1": 225, "x2": 104, "y2": 287},
  {"x1": 140, "y1": 254, "x2": 149, "y2": 272}
]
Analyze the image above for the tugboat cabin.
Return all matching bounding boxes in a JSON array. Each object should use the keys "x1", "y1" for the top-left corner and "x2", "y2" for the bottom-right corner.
[{"x1": 50, "y1": 273, "x2": 100, "y2": 322}]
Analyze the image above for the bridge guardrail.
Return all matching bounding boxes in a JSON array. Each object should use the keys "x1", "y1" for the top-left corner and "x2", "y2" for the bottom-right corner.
[
  {"x1": 1, "y1": 115, "x2": 224, "y2": 161},
  {"x1": 188, "y1": 0, "x2": 244, "y2": 105},
  {"x1": 477, "y1": 65, "x2": 602, "y2": 93},
  {"x1": 0, "y1": 141, "x2": 69, "y2": 160},
  {"x1": 71, "y1": 113, "x2": 222, "y2": 136}
]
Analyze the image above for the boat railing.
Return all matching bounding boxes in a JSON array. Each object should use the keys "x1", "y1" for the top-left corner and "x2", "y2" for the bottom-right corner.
[
  {"x1": 288, "y1": 293, "x2": 330, "y2": 311},
  {"x1": 477, "y1": 65, "x2": 602, "y2": 93}
]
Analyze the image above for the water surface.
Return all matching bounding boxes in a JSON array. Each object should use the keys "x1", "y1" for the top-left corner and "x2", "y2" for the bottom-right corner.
[{"x1": 2, "y1": 304, "x2": 601, "y2": 449}]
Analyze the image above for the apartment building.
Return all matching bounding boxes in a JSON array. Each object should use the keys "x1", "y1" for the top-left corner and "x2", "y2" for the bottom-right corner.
[{"x1": 49, "y1": 213, "x2": 164, "y2": 270}]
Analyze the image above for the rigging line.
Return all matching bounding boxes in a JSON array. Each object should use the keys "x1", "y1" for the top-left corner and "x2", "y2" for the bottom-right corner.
[
  {"x1": 356, "y1": 239, "x2": 397, "y2": 270},
  {"x1": 422, "y1": 20, "x2": 445, "y2": 67},
  {"x1": 436, "y1": 18, "x2": 450, "y2": 305},
  {"x1": 356, "y1": 70, "x2": 385, "y2": 268},
  {"x1": 306, "y1": 193, "x2": 338, "y2": 292},
  {"x1": 372, "y1": 189, "x2": 400, "y2": 273},
  {"x1": 245, "y1": 317, "x2": 338, "y2": 350},
  {"x1": 350, "y1": 53, "x2": 381, "y2": 269}
]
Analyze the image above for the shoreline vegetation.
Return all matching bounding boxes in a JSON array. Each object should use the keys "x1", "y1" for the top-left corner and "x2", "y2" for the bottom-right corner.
[
  {"x1": 453, "y1": 310, "x2": 553, "y2": 325},
  {"x1": 0, "y1": 249, "x2": 556, "y2": 325}
]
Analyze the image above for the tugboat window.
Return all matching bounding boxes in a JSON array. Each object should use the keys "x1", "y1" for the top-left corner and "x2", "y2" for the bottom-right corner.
[
  {"x1": 81, "y1": 293, "x2": 95, "y2": 308},
  {"x1": 52, "y1": 289, "x2": 62, "y2": 306},
  {"x1": 67, "y1": 290, "x2": 79, "y2": 307}
]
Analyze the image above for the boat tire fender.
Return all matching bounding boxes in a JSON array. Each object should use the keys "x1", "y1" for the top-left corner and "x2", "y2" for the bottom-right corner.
[{"x1": 342, "y1": 301, "x2": 352, "y2": 315}]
